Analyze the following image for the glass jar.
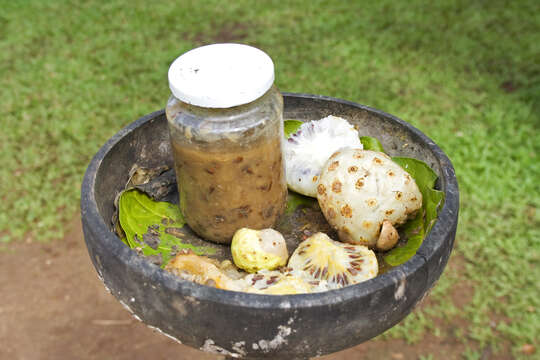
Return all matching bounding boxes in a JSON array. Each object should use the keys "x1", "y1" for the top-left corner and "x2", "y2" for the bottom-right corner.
[{"x1": 166, "y1": 44, "x2": 287, "y2": 244}]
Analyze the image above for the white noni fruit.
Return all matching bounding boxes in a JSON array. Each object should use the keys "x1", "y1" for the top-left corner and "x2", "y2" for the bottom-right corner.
[
  {"x1": 317, "y1": 149, "x2": 423, "y2": 249},
  {"x1": 284, "y1": 115, "x2": 362, "y2": 197}
]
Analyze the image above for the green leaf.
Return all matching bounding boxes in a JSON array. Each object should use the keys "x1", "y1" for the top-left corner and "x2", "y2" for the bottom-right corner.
[
  {"x1": 424, "y1": 188, "x2": 445, "y2": 233},
  {"x1": 284, "y1": 120, "x2": 303, "y2": 138},
  {"x1": 360, "y1": 136, "x2": 386, "y2": 153},
  {"x1": 285, "y1": 190, "x2": 318, "y2": 214},
  {"x1": 384, "y1": 211, "x2": 425, "y2": 266},
  {"x1": 118, "y1": 189, "x2": 215, "y2": 267},
  {"x1": 385, "y1": 157, "x2": 445, "y2": 266},
  {"x1": 392, "y1": 157, "x2": 445, "y2": 231},
  {"x1": 392, "y1": 157, "x2": 437, "y2": 195}
]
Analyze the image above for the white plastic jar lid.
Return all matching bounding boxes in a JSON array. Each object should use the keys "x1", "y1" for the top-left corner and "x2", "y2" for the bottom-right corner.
[{"x1": 168, "y1": 43, "x2": 275, "y2": 108}]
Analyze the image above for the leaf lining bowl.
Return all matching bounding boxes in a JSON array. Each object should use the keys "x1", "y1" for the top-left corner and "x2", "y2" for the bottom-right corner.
[{"x1": 81, "y1": 93, "x2": 459, "y2": 359}]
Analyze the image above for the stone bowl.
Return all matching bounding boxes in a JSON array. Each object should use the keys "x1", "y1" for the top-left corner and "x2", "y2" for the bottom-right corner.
[{"x1": 81, "y1": 93, "x2": 459, "y2": 359}]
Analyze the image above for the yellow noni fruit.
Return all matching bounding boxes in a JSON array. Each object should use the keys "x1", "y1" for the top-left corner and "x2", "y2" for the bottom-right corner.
[{"x1": 231, "y1": 228, "x2": 288, "y2": 273}]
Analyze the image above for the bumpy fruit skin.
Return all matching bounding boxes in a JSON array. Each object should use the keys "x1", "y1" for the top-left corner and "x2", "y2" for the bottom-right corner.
[
  {"x1": 284, "y1": 116, "x2": 362, "y2": 197},
  {"x1": 288, "y1": 232, "x2": 378, "y2": 289},
  {"x1": 317, "y1": 149, "x2": 422, "y2": 247},
  {"x1": 231, "y1": 228, "x2": 288, "y2": 273}
]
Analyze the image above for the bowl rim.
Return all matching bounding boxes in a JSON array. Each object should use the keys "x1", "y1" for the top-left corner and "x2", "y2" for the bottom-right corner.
[{"x1": 81, "y1": 92, "x2": 459, "y2": 310}]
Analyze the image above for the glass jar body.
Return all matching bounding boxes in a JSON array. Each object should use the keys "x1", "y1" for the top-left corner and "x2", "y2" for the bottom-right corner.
[{"x1": 166, "y1": 86, "x2": 287, "y2": 244}]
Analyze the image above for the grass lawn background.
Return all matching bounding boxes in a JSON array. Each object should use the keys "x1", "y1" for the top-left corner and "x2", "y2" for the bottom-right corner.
[{"x1": 1, "y1": 0, "x2": 538, "y2": 358}]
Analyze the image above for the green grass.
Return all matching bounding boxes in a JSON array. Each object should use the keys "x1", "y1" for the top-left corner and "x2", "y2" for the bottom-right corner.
[{"x1": 1, "y1": 0, "x2": 538, "y2": 357}]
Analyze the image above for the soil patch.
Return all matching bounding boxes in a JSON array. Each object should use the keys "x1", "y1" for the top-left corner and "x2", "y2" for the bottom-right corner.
[
  {"x1": 0, "y1": 214, "x2": 498, "y2": 360},
  {"x1": 0, "y1": 216, "x2": 215, "y2": 360}
]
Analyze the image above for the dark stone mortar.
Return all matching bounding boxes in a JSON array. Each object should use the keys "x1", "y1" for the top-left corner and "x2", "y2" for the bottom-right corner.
[{"x1": 81, "y1": 93, "x2": 459, "y2": 359}]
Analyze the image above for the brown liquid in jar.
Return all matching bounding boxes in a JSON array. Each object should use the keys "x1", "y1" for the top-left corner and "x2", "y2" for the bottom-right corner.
[{"x1": 172, "y1": 136, "x2": 287, "y2": 244}]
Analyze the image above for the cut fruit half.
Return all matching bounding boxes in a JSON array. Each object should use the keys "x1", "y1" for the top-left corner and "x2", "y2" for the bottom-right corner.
[
  {"x1": 284, "y1": 116, "x2": 362, "y2": 197},
  {"x1": 288, "y1": 233, "x2": 378, "y2": 289}
]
